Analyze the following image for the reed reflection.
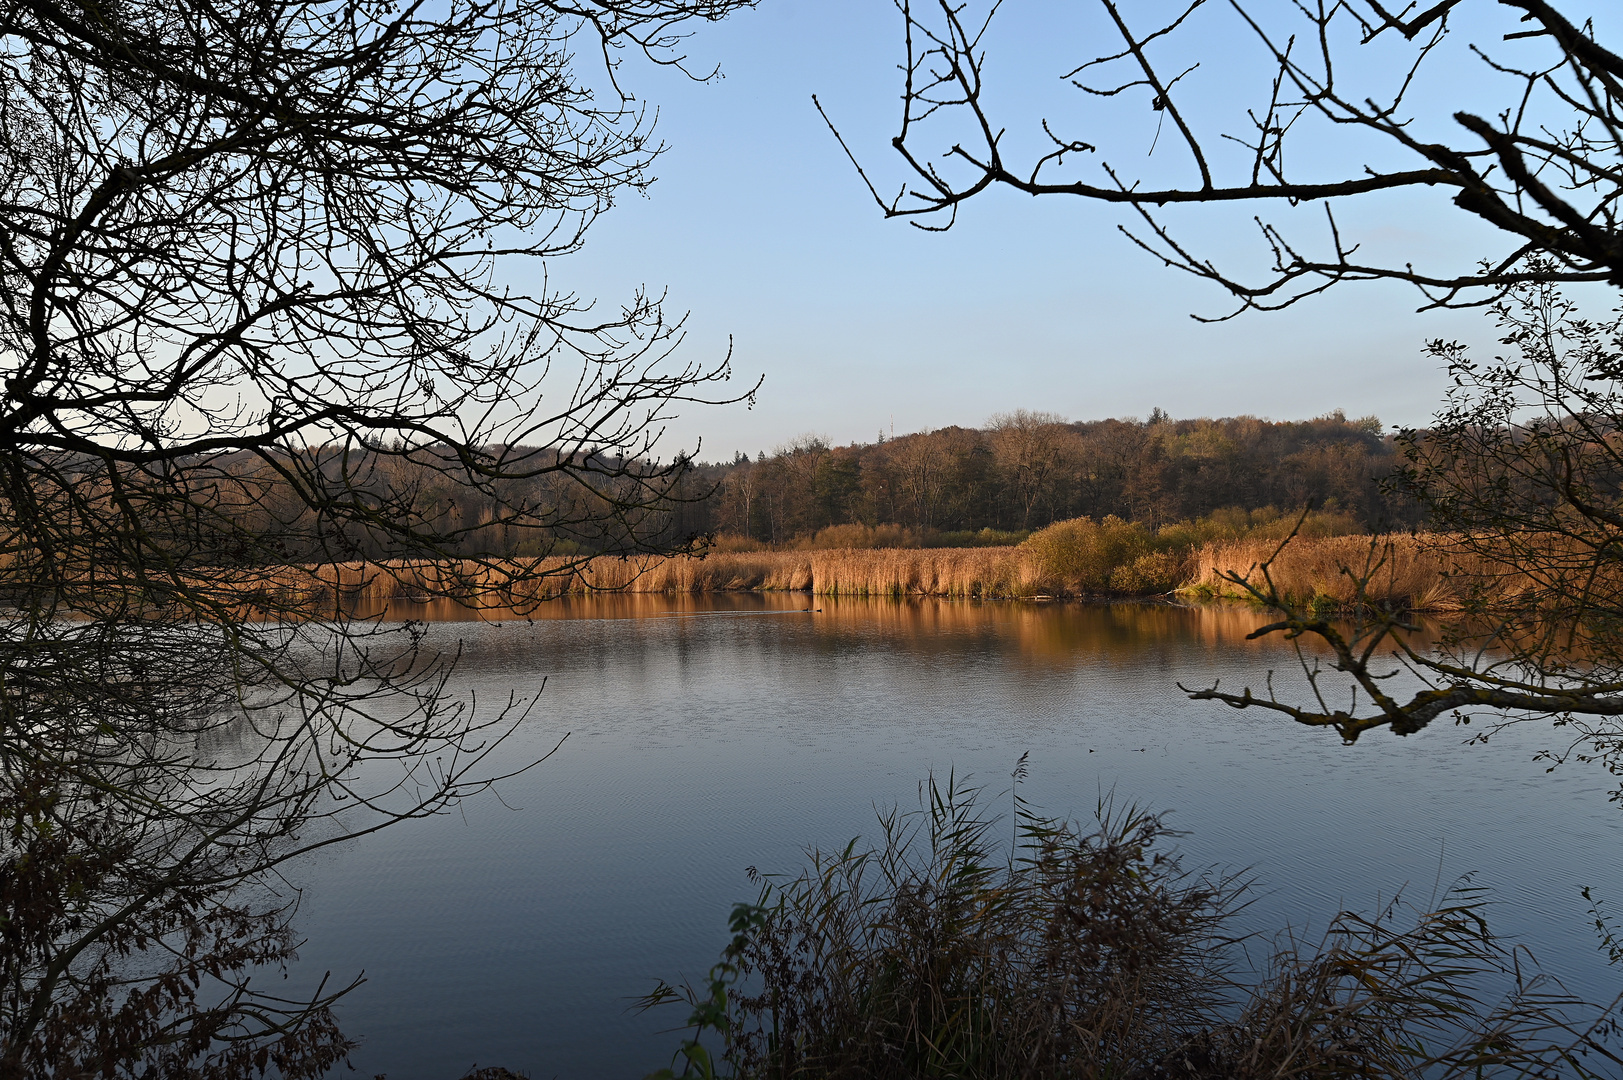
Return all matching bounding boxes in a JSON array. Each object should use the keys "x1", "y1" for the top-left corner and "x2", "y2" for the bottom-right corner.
[
  {"x1": 351, "y1": 593, "x2": 1446, "y2": 673},
  {"x1": 287, "y1": 588, "x2": 1611, "y2": 1080}
]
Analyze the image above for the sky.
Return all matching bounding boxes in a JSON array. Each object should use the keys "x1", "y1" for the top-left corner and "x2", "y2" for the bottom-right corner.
[{"x1": 537, "y1": 0, "x2": 1614, "y2": 461}]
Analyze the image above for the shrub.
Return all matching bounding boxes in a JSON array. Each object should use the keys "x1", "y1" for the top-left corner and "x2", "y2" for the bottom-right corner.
[
  {"x1": 1110, "y1": 549, "x2": 1193, "y2": 595},
  {"x1": 934, "y1": 527, "x2": 1032, "y2": 548},
  {"x1": 708, "y1": 533, "x2": 772, "y2": 553},
  {"x1": 645, "y1": 773, "x2": 1620, "y2": 1080},
  {"x1": 1021, "y1": 509, "x2": 1367, "y2": 597},
  {"x1": 1157, "y1": 507, "x2": 1366, "y2": 550},
  {"x1": 1022, "y1": 515, "x2": 1159, "y2": 593},
  {"x1": 1235, "y1": 506, "x2": 1366, "y2": 541}
]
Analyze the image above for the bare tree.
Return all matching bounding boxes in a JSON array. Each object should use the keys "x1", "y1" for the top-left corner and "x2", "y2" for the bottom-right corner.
[
  {"x1": 825, "y1": 0, "x2": 1621, "y2": 315},
  {"x1": 721, "y1": 461, "x2": 760, "y2": 538},
  {"x1": 887, "y1": 430, "x2": 954, "y2": 529},
  {"x1": 0, "y1": 0, "x2": 757, "y2": 1072},
  {"x1": 987, "y1": 410, "x2": 1069, "y2": 528},
  {"x1": 778, "y1": 435, "x2": 832, "y2": 494}
]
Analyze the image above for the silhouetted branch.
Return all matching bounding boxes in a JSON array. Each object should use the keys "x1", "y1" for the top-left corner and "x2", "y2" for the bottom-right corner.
[{"x1": 833, "y1": 0, "x2": 1622, "y2": 312}]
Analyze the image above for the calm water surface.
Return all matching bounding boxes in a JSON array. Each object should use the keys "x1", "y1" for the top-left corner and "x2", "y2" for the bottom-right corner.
[{"x1": 288, "y1": 595, "x2": 1623, "y2": 1079}]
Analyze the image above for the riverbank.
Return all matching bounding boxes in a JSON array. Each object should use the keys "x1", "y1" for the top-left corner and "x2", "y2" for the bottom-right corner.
[{"x1": 314, "y1": 532, "x2": 1498, "y2": 612}]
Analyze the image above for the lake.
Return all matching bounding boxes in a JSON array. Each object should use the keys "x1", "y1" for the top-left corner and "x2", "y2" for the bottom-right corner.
[{"x1": 287, "y1": 594, "x2": 1623, "y2": 1079}]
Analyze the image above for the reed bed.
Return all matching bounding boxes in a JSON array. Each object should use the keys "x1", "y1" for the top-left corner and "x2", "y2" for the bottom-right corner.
[
  {"x1": 291, "y1": 547, "x2": 1042, "y2": 607},
  {"x1": 203, "y1": 532, "x2": 1571, "y2": 615},
  {"x1": 253, "y1": 552, "x2": 810, "y2": 610},
  {"x1": 805, "y1": 546, "x2": 1035, "y2": 598},
  {"x1": 1185, "y1": 533, "x2": 1520, "y2": 611}
]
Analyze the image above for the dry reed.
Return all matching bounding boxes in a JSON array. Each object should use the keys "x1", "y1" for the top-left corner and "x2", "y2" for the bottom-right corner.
[
  {"x1": 805, "y1": 546, "x2": 1035, "y2": 598},
  {"x1": 264, "y1": 547, "x2": 1043, "y2": 609},
  {"x1": 1186, "y1": 533, "x2": 1513, "y2": 611},
  {"x1": 203, "y1": 533, "x2": 1563, "y2": 615}
]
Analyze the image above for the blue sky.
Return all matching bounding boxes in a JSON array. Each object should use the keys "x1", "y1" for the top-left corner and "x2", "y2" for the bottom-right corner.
[{"x1": 545, "y1": 0, "x2": 1611, "y2": 461}]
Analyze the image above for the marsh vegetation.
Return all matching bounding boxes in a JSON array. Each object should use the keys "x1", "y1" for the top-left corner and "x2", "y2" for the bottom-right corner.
[
  {"x1": 645, "y1": 772, "x2": 1620, "y2": 1080},
  {"x1": 301, "y1": 516, "x2": 1504, "y2": 613}
]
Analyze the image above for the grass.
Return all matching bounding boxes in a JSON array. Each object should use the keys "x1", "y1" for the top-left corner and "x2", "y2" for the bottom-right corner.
[{"x1": 643, "y1": 771, "x2": 1620, "y2": 1080}]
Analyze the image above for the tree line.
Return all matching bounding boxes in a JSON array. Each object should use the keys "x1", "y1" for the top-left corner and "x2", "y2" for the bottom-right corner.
[
  {"x1": 123, "y1": 409, "x2": 1405, "y2": 565},
  {"x1": 683, "y1": 408, "x2": 1411, "y2": 545}
]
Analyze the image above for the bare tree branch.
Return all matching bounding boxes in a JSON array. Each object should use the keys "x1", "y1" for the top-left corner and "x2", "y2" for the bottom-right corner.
[{"x1": 833, "y1": 0, "x2": 1622, "y2": 312}]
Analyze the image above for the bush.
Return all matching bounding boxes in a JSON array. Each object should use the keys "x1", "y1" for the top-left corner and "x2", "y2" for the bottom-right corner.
[
  {"x1": 1109, "y1": 549, "x2": 1193, "y2": 594},
  {"x1": 645, "y1": 773, "x2": 1620, "y2": 1080},
  {"x1": 1164, "y1": 506, "x2": 1366, "y2": 546},
  {"x1": 1021, "y1": 515, "x2": 1161, "y2": 593},
  {"x1": 1022, "y1": 508, "x2": 1366, "y2": 596},
  {"x1": 708, "y1": 533, "x2": 773, "y2": 553},
  {"x1": 934, "y1": 527, "x2": 1032, "y2": 548}
]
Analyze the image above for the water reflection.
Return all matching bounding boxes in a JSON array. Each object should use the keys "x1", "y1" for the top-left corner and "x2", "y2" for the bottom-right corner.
[
  {"x1": 288, "y1": 595, "x2": 1614, "y2": 1080},
  {"x1": 362, "y1": 591, "x2": 1445, "y2": 658}
]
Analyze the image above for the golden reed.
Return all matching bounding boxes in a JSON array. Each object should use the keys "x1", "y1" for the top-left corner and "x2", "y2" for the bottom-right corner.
[
  {"x1": 241, "y1": 533, "x2": 1544, "y2": 613},
  {"x1": 1185, "y1": 533, "x2": 1528, "y2": 610},
  {"x1": 306, "y1": 547, "x2": 1040, "y2": 605}
]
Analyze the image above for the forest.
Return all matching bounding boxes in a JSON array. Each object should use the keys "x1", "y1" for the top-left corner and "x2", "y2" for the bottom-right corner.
[
  {"x1": 677, "y1": 408, "x2": 1410, "y2": 546},
  {"x1": 177, "y1": 409, "x2": 1407, "y2": 565}
]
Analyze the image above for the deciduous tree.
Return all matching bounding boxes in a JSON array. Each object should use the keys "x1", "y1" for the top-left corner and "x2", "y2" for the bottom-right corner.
[
  {"x1": 988, "y1": 410, "x2": 1071, "y2": 528},
  {"x1": 0, "y1": 0, "x2": 756, "y2": 1072}
]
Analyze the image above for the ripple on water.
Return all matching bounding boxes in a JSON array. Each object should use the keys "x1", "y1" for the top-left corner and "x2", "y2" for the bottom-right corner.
[{"x1": 289, "y1": 596, "x2": 1623, "y2": 1080}]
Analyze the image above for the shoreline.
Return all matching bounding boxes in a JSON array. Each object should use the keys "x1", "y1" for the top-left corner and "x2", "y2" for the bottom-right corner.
[{"x1": 309, "y1": 533, "x2": 1489, "y2": 613}]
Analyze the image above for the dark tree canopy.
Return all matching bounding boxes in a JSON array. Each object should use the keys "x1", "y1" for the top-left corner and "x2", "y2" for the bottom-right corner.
[{"x1": 687, "y1": 411, "x2": 1401, "y2": 543}]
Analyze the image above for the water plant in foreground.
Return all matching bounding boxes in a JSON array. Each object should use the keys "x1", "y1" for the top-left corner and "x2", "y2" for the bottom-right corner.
[{"x1": 641, "y1": 767, "x2": 1621, "y2": 1079}]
